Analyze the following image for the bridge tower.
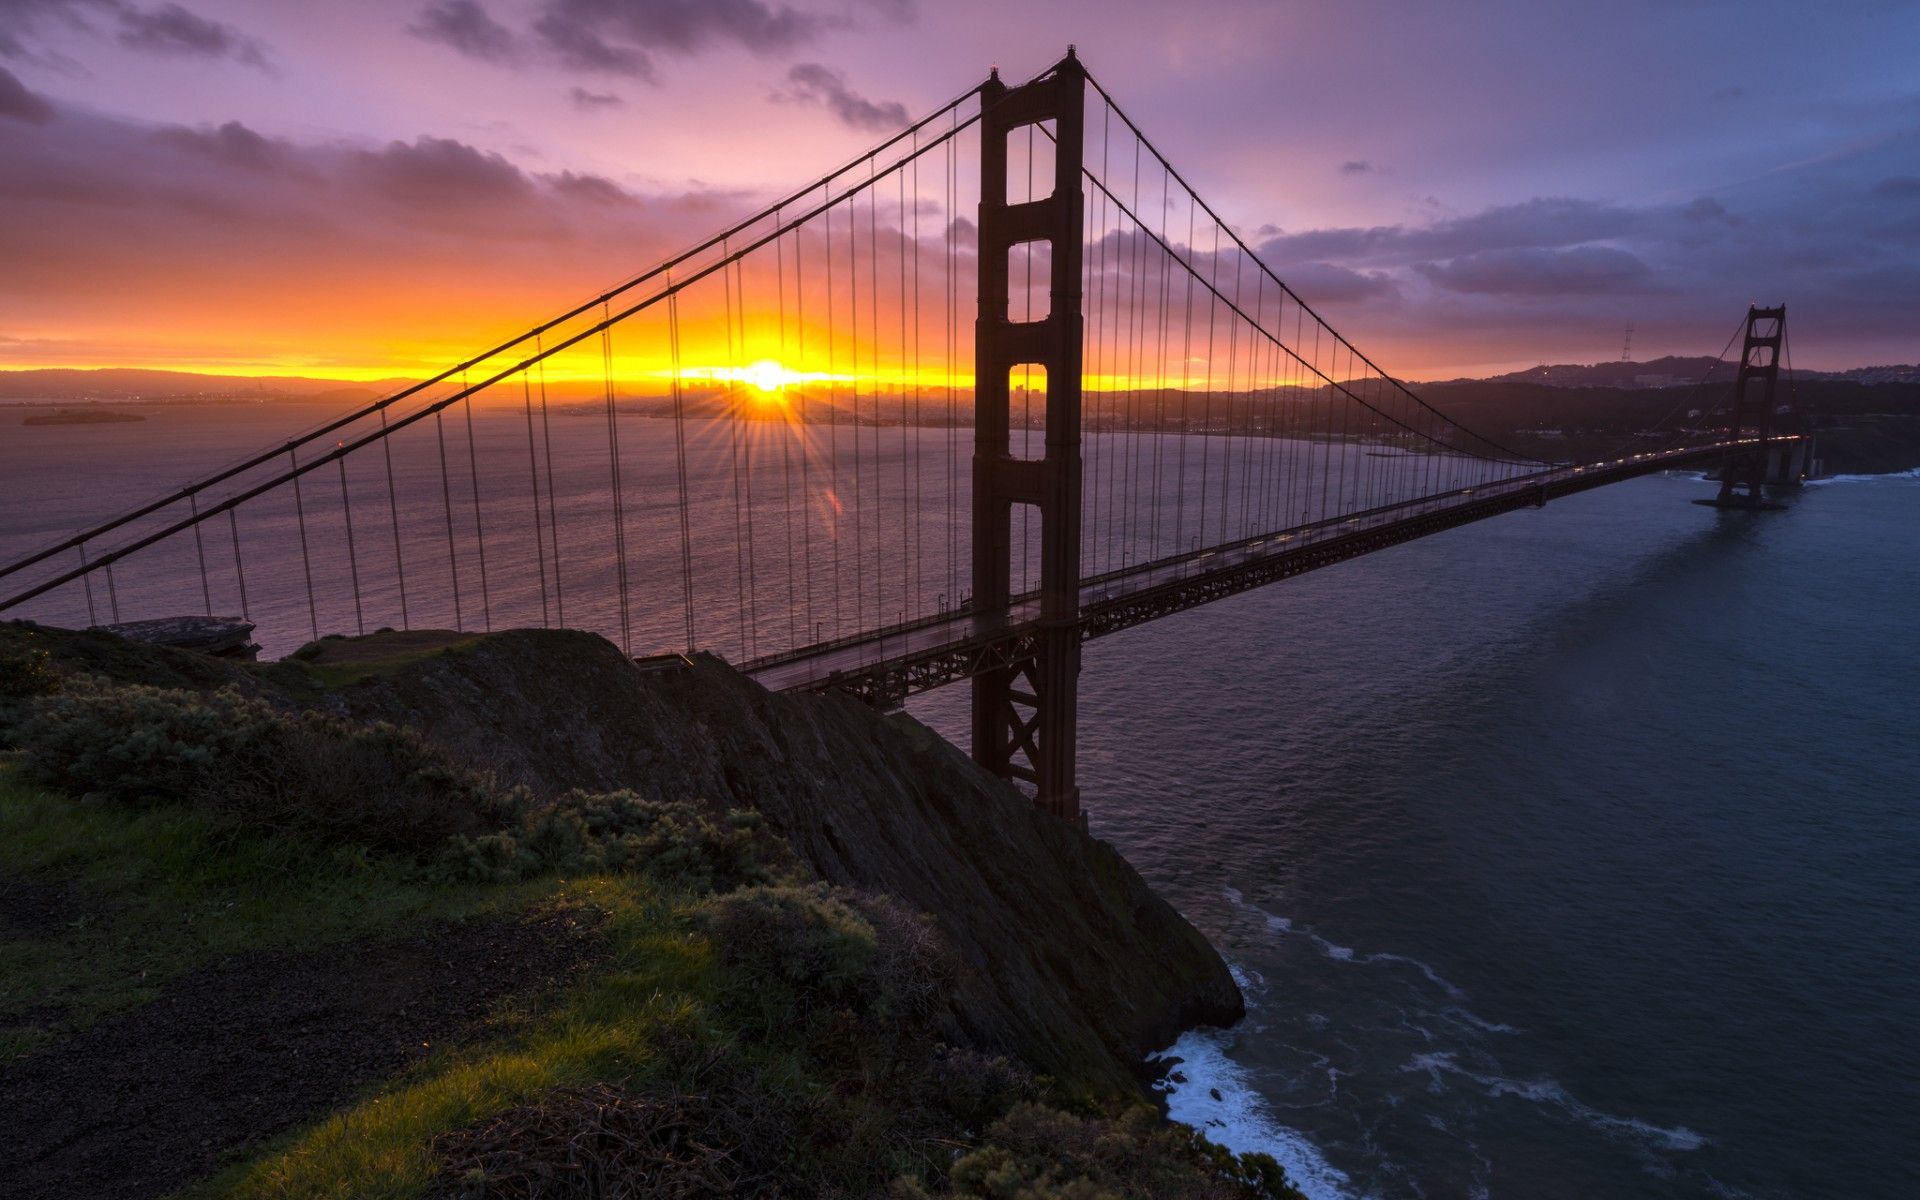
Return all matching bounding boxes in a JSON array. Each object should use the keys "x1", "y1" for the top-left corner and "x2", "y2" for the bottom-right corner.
[
  {"x1": 1711, "y1": 305, "x2": 1799, "y2": 507},
  {"x1": 971, "y1": 51, "x2": 1087, "y2": 820}
]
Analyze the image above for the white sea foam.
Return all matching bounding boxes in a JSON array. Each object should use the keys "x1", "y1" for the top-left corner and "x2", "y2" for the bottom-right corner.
[
  {"x1": 1152, "y1": 1027, "x2": 1354, "y2": 1200},
  {"x1": 1805, "y1": 467, "x2": 1920, "y2": 486}
]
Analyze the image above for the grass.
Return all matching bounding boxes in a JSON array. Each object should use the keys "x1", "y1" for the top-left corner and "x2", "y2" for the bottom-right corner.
[
  {"x1": 183, "y1": 877, "x2": 710, "y2": 1200},
  {"x1": 281, "y1": 631, "x2": 483, "y2": 690},
  {"x1": 0, "y1": 763, "x2": 742, "y2": 1200},
  {"x1": 0, "y1": 763, "x2": 535, "y2": 1059}
]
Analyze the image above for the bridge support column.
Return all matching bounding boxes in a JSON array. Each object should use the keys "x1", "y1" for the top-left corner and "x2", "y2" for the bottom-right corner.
[
  {"x1": 1708, "y1": 305, "x2": 1792, "y2": 509},
  {"x1": 970, "y1": 52, "x2": 1086, "y2": 820}
]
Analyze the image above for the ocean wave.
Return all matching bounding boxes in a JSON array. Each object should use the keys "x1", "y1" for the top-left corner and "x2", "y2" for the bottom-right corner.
[
  {"x1": 1151, "y1": 1027, "x2": 1354, "y2": 1200},
  {"x1": 1228, "y1": 889, "x2": 1471, "y2": 1001},
  {"x1": 1396, "y1": 1052, "x2": 1705, "y2": 1153},
  {"x1": 1805, "y1": 467, "x2": 1920, "y2": 486}
]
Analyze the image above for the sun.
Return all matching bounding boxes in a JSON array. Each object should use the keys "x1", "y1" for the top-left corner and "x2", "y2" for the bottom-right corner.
[{"x1": 743, "y1": 359, "x2": 788, "y2": 396}]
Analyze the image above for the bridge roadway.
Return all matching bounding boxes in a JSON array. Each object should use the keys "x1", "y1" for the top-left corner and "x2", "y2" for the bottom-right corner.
[{"x1": 743, "y1": 437, "x2": 1788, "y2": 706}]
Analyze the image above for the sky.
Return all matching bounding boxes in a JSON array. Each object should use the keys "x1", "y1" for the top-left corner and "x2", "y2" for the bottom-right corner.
[{"x1": 1, "y1": 0, "x2": 1917, "y2": 381}]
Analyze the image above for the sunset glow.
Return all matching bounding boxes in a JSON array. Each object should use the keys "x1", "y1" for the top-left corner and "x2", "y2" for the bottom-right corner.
[{"x1": 1, "y1": 2, "x2": 1913, "y2": 389}]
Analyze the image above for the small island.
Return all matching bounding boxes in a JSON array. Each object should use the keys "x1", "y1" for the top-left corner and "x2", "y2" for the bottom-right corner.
[{"x1": 22, "y1": 407, "x2": 147, "y2": 426}]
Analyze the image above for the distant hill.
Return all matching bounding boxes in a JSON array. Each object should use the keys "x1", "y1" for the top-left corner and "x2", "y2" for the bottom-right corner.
[
  {"x1": 1459, "y1": 358, "x2": 1920, "y2": 390},
  {"x1": 0, "y1": 368, "x2": 414, "y2": 402}
]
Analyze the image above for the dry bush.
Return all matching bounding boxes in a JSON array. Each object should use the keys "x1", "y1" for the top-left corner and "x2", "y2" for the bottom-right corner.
[
  {"x1": 894, "y1": 1103, "x2": 1306, "y2": 1200},
  {"x1": 428, "y1": 1082, "x2": 789, "y2": 1200},
  {"x1": 446, "y1": 790, "x2": 793, "y2": 889}
]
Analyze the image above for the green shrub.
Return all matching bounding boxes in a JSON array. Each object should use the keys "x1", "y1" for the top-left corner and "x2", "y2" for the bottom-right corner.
[
  {"x1": 442, "y1": 789, "x2": 792, "y2": 888},
  {"x1": 0, "y1": 645, "x2": 61, "y2": 700},
  {"x1": 13, "y1": 681, "x2": 514, "y2": 855},
  {"x1": 698, "y1": 883, "x2": 956, "y2": 1045}
]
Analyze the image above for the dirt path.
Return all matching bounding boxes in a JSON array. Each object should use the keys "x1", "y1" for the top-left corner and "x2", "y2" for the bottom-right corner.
[{"x1": 0, "y1": 907, "x2": 603, "y2": 1200}]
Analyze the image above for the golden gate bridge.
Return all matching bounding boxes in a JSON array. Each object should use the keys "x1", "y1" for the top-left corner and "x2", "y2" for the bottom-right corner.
[{"x1": 0, "y1": 50, "x2": 1811, "y2": 819}]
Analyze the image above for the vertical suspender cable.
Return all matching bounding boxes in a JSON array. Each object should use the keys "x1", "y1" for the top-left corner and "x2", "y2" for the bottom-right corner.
[
  {"x1": 899, "y1": 164, "x2": 913, "y2": 621},
  {"x1": 288, "y1": 448, "x2": 319, "y2": 640},
  {"x1": 775, "y1": 209, "x2": 798, "y2": 651},
  {"x1": 461, "y1": 374, "x2": 492, "y2": 630},
  {"x1": 77, "y1": 543, "x2": 97, "y2": 625},
  {"x1": 794, "y1": 219, "x2": 816, "y2": 640},
  {"x1": 434, "y1": 410, "x2": 464, "y2": 628},
  {"x1": 944, "y1": 127, "x2": 958, "y2": 607},
  {"x1": 825, "y1": 200, "x2": 842, "y2": 635},
  {"x1": 724, "y1": 241, "x2": 752, "y2": 658},
  {"x1": 378, "y1": 408, "x2": 410, "y2": 629},
  {"x1": 521, "y1": 371, "x2": 552, "y2": 627},
  {"x1": 1150, "y1": 161, "x2": 1173, "y2": 557},
  {"x1": 535, "y1": 337, "x2": 564, "y2": 627},
  {"x1": 189, "y1": 492, "x2": 211, "y2": 614},
  {"x1": 867, "y1": 169, "x2": 884, "y2": 620},
  {"x1": 600, "y1": 307, "x2": 632, "y2": 654},
  {"x1": 227, "y1": 510, "x2": 249, "y2": 620},
  {"x1": 668, "y1": 288, "x2": 697, "y2": 652},
  {"x1": 850, "y1": 186, "x2": 865, "y2": 631},
  {"x1": 738, "y1": 258, "x2": 759, "y2": 658},
  {"x1": 337, "y1": 457, "x2": 366, "y2": 635}
]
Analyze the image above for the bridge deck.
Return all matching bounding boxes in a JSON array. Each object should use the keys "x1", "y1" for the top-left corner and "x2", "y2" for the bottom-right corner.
[{"x1": 743, "y1": 438, "x2": 1785, "y2": 705}]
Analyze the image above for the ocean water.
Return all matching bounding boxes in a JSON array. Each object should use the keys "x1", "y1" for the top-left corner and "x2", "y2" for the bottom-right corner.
[
  {"x1": 914, "y1": 469, "x2": 1920, "y2": 1200},
  {"x1": 5, "y1": 403, "x2": 1916, "y2": 1198}
]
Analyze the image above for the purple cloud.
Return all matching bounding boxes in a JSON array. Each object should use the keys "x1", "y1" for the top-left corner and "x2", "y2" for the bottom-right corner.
[
  {"x1": 408, "y1": 0, "x2": 520, "y2": 66},
  {"x1": 352, "y1": 135, "x2": 535, "y2": 206},
  {"x1": 1415, "y1": 246, "x2": 1656, "y2": 296},
  {"x1": 778, "y1": 62, "x2": 906, "y2": 132},
  {"x1": 0, "y1": 64, "x2": 53, "y2": 123},
  {"x1": 114, "y1": 2, "x2": 269, "y2": 69},
  {"x1": 567, "y1": 85, "x2": 624, "y2": 110}
]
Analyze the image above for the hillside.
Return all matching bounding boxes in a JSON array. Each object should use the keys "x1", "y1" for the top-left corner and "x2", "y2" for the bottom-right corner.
[{"x1": 0, "y1": 622, "x2": 1282, "y2": 1200}]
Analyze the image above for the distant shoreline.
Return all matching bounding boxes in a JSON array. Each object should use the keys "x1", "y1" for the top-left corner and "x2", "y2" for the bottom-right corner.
[{"x1": 20, "y1": 407, "x2": 147, "y2": 427}]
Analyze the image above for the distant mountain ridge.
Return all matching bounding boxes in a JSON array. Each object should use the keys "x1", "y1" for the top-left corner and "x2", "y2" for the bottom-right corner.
[
  {"x1": 0, "y1": 368, "x2": 413, "y2": 402},
  {"x1": 1447, "y1": 358, "x2": 1920, "y2": 390},
  {"x1": 4, "y1": 360, "x2": 1918, "y2": 403}
]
